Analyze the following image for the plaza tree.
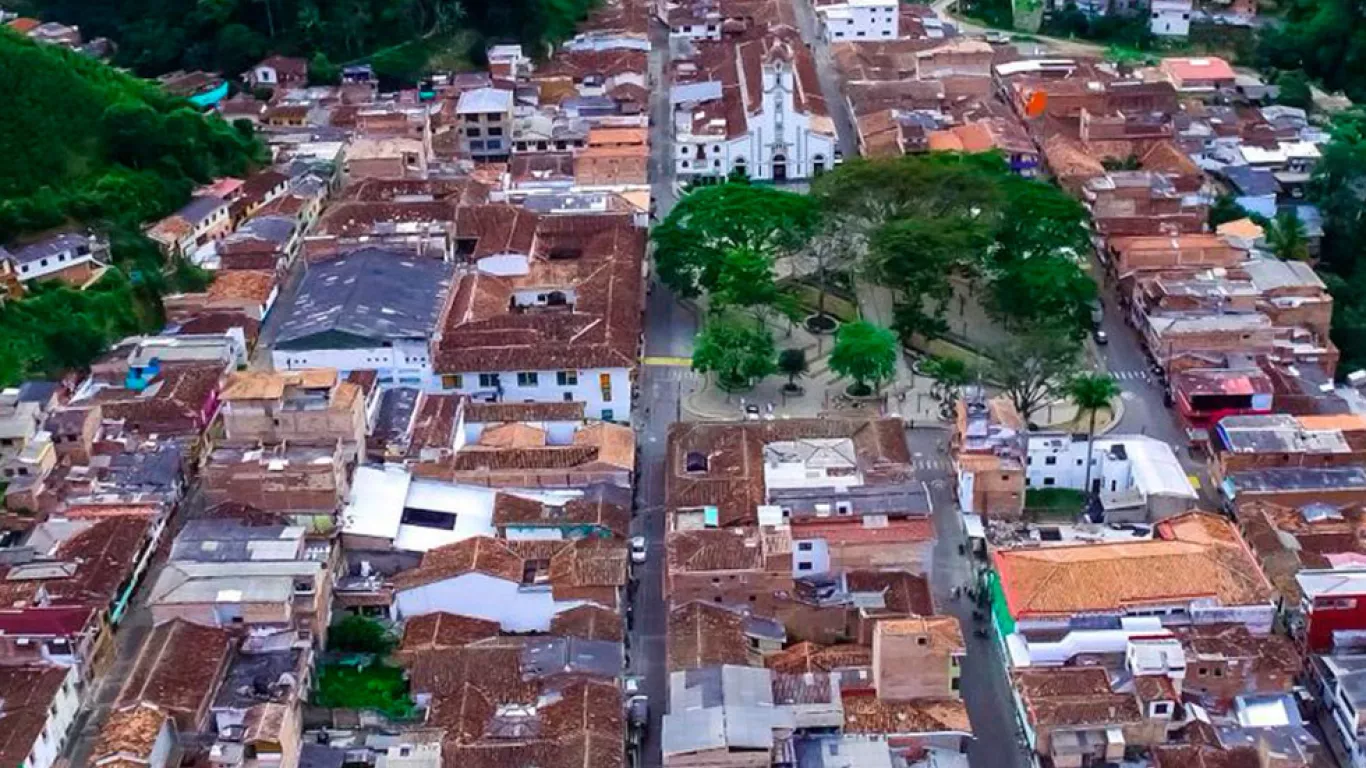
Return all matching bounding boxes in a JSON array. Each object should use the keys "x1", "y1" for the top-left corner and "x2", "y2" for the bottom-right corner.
[
  {"x1": 651, "y1": 181, "x2": 821, "y2": 298},
  {"x1": 691, "y1": 319, "x2": 778, "y2": 391},
  {"x1": 828, "y1": 320, "x2": 898, "y2": 396}
]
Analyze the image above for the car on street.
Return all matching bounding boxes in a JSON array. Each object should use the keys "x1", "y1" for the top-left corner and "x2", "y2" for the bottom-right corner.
[
  {"x1": 985, "y1": 31, "x2": 1010, "y2": 44},
  {"x1": 745, "y1": 404, "x2": 761, "y2": 420},
  {"x1": 624, "y1": 675, "x2": 643, "y2": 695},
  {"x1": 1093, "y1": 329, "x2": 1108, "y2": 346},
  {"x1": 631, "y1": 535, "x2": 647, "y2": 563}
]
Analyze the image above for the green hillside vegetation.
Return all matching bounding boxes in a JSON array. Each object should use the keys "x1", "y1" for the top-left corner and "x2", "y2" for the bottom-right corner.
[
  {"x1": 0, "y1": 29, "x2": 261, "y2": 241},
  {"x1": 13, "y1": 0, "x2": 595, "y2": 80},
  {"x1": 0, "y1": 30, "x2": 261, "y2": 385}
]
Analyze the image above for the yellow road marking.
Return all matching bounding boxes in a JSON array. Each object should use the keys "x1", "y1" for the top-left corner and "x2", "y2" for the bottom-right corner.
[
  {"x1": 1187, "y1": 475, "x2": 1202, "y2": 490},
  {"x1": 642, "y1": 355, "x2": 692, "y2": 366}
]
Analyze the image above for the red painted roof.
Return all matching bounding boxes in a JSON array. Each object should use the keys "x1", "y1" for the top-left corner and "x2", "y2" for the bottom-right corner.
[{"x1": 0, "y1": 605, "x2": 96, "y2": 636}]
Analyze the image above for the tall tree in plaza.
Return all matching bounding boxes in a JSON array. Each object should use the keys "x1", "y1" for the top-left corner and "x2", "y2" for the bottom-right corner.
[
  {"x1": 1066, "y1": 373, "x2": 1121, "y2": 498},
  {"x1": 710, "y1": 247, "x2": 801, "y2": 325},
  {"x1": 691, "y1": 318, "x2": 778, "y2": 391},
  {"x1": 828, "y1": 320, "x2": 898, "y2": 396},
  {"x1": 868, "y1": 214, "x2": 990, "y2": 342},
  {"x1": 986, "y1": 328, "x2": 1081, "y2": 423},
  {"x1": 651, "y1": 181, "x2": 821, "y2": 298},
  {"x1": 988, "y1": 254, "x2": 1097, "y2": 337}
]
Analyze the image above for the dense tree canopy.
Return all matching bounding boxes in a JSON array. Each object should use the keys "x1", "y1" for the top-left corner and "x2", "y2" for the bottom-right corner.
[
  {"x1": 1257, "y1": 0, "x2": 1366, "y2": 105},
  {"x1": 652, "y1": 181, "x2": 822, "y2": 299},
  {"x1": 691, "y1": 319, "x2": 778, "y2": 391},
  {"x1": 813, "y1": 154, "x2": 1096, "y2": 345},
  {"x1": 0, "y1": 31, "x2": 262, "y2": 385},
  {"x1": 15, "y1": 0, "x2": 590, "y2": 78},
  {"x1": 828, "y1": 321, "x2": 898, "y2": 395}
]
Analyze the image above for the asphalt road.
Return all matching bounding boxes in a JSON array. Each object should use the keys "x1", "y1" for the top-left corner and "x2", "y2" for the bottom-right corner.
[
  {"x1": 628, "y1": 17, "x2": 699, "y2": 768},
  {"x1": 907, "y1": 429, "x2": 1036, "y2": 768}
]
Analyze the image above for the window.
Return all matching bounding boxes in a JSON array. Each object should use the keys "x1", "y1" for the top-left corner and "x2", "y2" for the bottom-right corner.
[
  {"x1": 797, "y1": 562, "x2": 813, "y2": 571},
  {"x1": 1043, "y1": 477, "x2": 1055, "y2": 486},
  {"x1": 478, "y1": 373, "x2": 500, "y2": 388},
  {"x1": 557, "y1": 370, "x2": 579, "y2": 386},
  {"x1": 467, "y1": 127, "x2": 482, "y2": 137},
  {"x1": 1076, "y1": 458, "x2": 1083, "y2": 466},
  {"x1": 682, "y1": 160, "x2": 690, "y2": 169},
  {"x1": 797, "y1": 541, "x2": 813, "y2": 552},
  {"x1": 488, "y1": 127, "x2": 503, "y2": 136},
  {"x1": 686, "y1": 452, "x2": 709, "y2": 472},
  {"x1": 399, "y1": 748, "x2": 412, "y2": 758},
  {"x1": 517, "y1": 372, "x2": 539, "y2": 387},
  {"x1": 1044, "y1": 456, "x2": 1057, "y2": 466},
  {"x1": 442, "y1": 374, "x2": 463, "y2": 388},
  {"x1": 600, "y1": 372, "x2": 612, "y2": 401},
  {"x1": 916, "y1": 636, "x2": 928, "y2": 646},
  {"x1": 563, "y1": 392, "x2": 574, "y2": 402},
  {"x1": 602, "y1": 409, "x2": 614, "y2": 422},
  {"x1": 470, "y1": 140, "x2": 486, "y2": 150},
  {"x1": 951, "y1": 677, "x2": 961, "y2": 691}
]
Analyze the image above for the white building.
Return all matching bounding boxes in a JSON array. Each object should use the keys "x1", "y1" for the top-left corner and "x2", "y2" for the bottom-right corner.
[
  {"x1": 1150, "y1": 0, "x2": 1193, "y2": 37},
  {"x1": 433, "y1": 209, "x2": 642, "y2": 422},
  {"x1": 271, "y1": 247, "x2": 455, "y2": 388},
  {"x1": 673, "y1": 34, "x2": 838, "y2": 182},
  {"x1": 392, "y1": 536, "x2": 626, "y2": 631},
  {"x1": 815, "y1": 0, "x2": 898, "y2": 42},
  {"x1": 342, "y1": 465, "x2": 584, "y2": 552},
  {"x1": 0, "y1": 231, "x2": 107, "y2": 285},
  {"x1": 1025, "y1": 433, "x2": 1197, "y2": 521},
  {"x1": 0, "y1": 664, "x2": 81, "y2": 768},
  {"x1": 1312, "y1": 653, "x2": 1366, "y2": 768}
]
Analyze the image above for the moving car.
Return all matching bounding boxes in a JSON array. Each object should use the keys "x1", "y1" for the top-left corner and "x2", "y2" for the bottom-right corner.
[
  {"x1": 1093, "y1": 329, "x2": 1109, "y2": 346},
  {"x1": 630, "y1": 535, "x2": 647, "y2": 563}
]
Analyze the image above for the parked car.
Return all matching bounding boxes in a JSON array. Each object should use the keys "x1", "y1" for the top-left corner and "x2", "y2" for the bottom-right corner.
[
  {"x1": 1093, "y1": 329, "x2": 1108, "y2": 346},
  {"x1": 631, "y1": 536, "x2": 647, "y2": 563}
]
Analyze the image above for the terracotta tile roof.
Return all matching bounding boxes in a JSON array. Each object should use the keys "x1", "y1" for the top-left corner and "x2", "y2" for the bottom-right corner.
[
  {"x1": 667, "y1": 527, "x2": 769, "y2": 573},
  {"x1": 4, "y1": 516, "x2": 153, "y2": 609},
  {"x1": 221, "y1": 368, "x2": 337, "y2": 400},
  {"x1": 667, "y1": 601, "x2": 749, "y2": 672},
  {"x1": 0, "y1": 664, "x2": 69, "y2": 768},
  {"x1": 573, "y1": 423, "x2": 635, "y2": 472},
  {"x1": 1152, "y1": 745, "x2": 1262, "y2": 768},
  {"x1": 1043, "y1": 134, "x2": 1107, "y2": 180},
  {"x1": 408, "y1": 393, "x2": 460, "y2": 457},
  {"x1": 994, "y1": 512, "x2": 1274, "y2": 618},
  {"x1": 844, "y1": 570, "x2": 934, "y2": 616},
  {"x1": 399, "y1": 637, "x2": 624, "y2": 768},
  {"x1": 94, "y1": 703, "x2": 169, "y2": 762},
  {"x1": 875, "y1": 616, "x2": 963, "y2": 652},
  {"x1": 765, "y1": 642, "x2": 872, "y2": 674},
  {"x1": 550, "y1": 604, "x2": 623, "y2": 643},
  {"x1": 842, "y1": 695, "x2": 971, "y2": 735},
  {"x1": 548, "y1": 538, "x2": 629, "y2": 598},
  {"x1": 91, "y1": 362, "x2": 222, "y2": 435},
  {"x1": 493, "y1": 486, "x2": 631, "y2": 538},
  {"x1": 7, "y1": 17, "x2": 41, "y2": 33},
  {"x1": 400, "y1": 613, "x2": 501, "y2": 653},
  {"x1": 464, "y1": 401, "x2": 586, "y2": 423},
  {"x1": 207, "y1": 269, "x2": 277, "y2": 303},
  {"x1": 394, "y1": 537, "x2": 526, "y2": 589},
  {"x1": 434, "y1": 209, "x2": 644, "y2": 374},
  {"x1": 480, "y1": 423, "x2": 547, "y2": 448},
  {"x1": 1013, "y1": 667, "x2": 1141, "y2": 728},
  {"x1": 666, "y1": 418, "x2": 913, "y2": 527},
  {"x1": 117, "y1": 619, "x2": 233, "y2": 731}
]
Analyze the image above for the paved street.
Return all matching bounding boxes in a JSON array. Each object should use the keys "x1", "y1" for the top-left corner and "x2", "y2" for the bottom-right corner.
[
  {"x1": 629, "y1": 16, "x2": 698, "y2": 768},
  {"x1": 909, "y1": 430, "x2": 1034, "y2": 768},
  {"x1": 788, "y1": 0, "x2": 859, "y2": 160}
]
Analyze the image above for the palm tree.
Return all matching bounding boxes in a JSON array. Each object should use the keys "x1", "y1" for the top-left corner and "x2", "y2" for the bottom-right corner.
[
  {"x1": 1066, "y1": 373, "x2": 1121, "y2": 499},
  {"x1": 1266, "y1": 210, "x2": 1310, "y2": 262}
]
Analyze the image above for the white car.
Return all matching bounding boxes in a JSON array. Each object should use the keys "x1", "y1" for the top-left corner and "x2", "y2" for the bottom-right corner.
[{"x1": 631, "y1": 536, "x2": 647, "y2": 563}]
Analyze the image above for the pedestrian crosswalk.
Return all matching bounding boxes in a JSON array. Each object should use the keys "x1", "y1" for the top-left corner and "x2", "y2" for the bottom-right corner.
[
  {"x1": 913, "y1": 458, "x2": 952, "y2": 472},
  {"x1": 1109, "y1": 369, "x2": 1151, "y2": 382}
]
